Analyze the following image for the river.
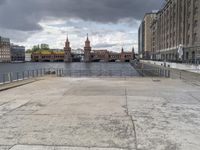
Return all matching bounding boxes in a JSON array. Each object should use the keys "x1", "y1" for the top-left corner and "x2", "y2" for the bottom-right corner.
[{"x1": 0, "y1": 62, "x2": 140, "y2": 79}]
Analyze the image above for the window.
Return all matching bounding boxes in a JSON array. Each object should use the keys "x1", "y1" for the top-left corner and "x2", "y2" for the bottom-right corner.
[
  {"x1": 193, "y1": 33, "x2": 197, "y2": 42},
  {"x1": 187, "y1": 35, "x2": 190, "y2": 44},
  {"x1": 194, "y1": 7, "x2": 198, "y2": 15},
  {"x1": 188, "y1": 24, "x2": 190, "y2": 30},
  {"x1": 187, "y1": 11, "x2": 191, "y2": 18},
  {"x1": 193, "y1": 20, "x2": 198, "y2": 28},
  {"x1": 188, "y1": 0, "x2": 191, "y2": 7}
]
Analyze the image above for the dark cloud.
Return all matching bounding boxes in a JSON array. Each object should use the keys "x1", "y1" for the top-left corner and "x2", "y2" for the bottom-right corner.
[
  {"x1": 0, "y1": 0, "x2": 163, "y2": 31},
  {"x1": 0, "y1": 0, "x2": 6, "y2": 5}
]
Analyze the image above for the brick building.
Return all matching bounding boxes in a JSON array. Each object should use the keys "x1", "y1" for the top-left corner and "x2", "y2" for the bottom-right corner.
[
  {"x1": 84, "y1": 35, "x2": 134, "y2": 62},
  {"x1": 64, "y1": 36, "x2": 72, "y2": 62},
  {"x1": 32, "y1": 51, "x2": 64, "y2": 62},
  {"x1": 32, "y1": 35, "x2": 135, "y2": 62}
]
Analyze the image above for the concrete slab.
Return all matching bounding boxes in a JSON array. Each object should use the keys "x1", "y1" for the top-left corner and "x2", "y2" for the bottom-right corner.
[
  {"x1": 0, "y1": 77, "x2": 200, "y2": 150},
  {"x1": 10, "y1": 145, "x2": 127, "y2": 150}
]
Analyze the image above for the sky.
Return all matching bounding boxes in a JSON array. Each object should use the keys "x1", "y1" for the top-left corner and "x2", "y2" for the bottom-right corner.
[{"x1": 0, "y1": 0, "x2": 163, "y2": 52}]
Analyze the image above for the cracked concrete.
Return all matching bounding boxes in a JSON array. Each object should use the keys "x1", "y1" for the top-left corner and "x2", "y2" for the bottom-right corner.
[{"x1": 0, "y1": 77, "x2": 200, "y2": 150}]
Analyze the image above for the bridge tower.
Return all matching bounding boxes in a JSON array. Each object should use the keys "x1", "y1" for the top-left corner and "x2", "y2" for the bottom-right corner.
[
  {"x1": 84, "y1": 34, "x2": 91, "y2": 62},
  {"x1": 64, "y1": 35, "x2": 72, "y2": 62}
]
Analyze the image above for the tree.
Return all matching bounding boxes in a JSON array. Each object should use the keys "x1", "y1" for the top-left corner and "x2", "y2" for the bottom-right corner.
[
  {"x1": 41, "y1": 44, "x2": 49, "y2": 50},
  {"x1": 32, "y1": 45, "x2": 40, "y2": 52}
]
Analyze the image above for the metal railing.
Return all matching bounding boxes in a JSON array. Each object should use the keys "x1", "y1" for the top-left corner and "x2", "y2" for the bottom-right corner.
[
  {"x1": 131, "y1": 60, "x2": 200, "y2": 81},
  {"x1": 2, "y1": 66, "x2": 198, "y2": 85},
  {"x1": 0, "y1": 68, "x2": 57, "y2": 85},
  {"x1": 55, "y1": 68, "x2": 170, "y2": 78}
]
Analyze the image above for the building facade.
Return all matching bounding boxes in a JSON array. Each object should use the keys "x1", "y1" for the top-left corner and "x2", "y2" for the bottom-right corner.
[
  {"x1": 138, "y1": 13, "x2": 157, "y2": 59},
  {"x1": 138, "y1": 21, "x2": 144, "y2": 58},
  {"x1": 83, "y1": 35, "x2": 134, "y2": 62},
  {"x1": 150, "y1": 0, "x2": 200, "y2": 63},
  {"x1": 32, "y1": 35, "x2": 135, "y2": 62},
  {"x1": 84, "y1": 35, "x2": 92, "y2": 62},
  {"x1": 64, "y1": 36, "x2": 72, "y2": 62},
  {"x1": 10, "y1": 45, "x2": 25, "y2": 62},
  {"x1": 0, "y1": 36, "x2": 11, "y2": 62},
  {"x1": 32, "y1": 51, "x2": 64, "y2": 62}
]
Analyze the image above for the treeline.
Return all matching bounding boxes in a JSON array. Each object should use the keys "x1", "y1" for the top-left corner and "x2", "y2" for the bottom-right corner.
[{"x1": 26, "y1": 44, "x2": 50, "y2": 53}]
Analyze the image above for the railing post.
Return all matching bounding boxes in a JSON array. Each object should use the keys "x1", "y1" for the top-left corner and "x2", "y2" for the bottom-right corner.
[
  {"x1": 22, "y1": 71, "x2": 25, "y2": 80},
  {"x1": 40, "y1": 69, "x2": 42, "y2": 76},
  {"x1": 36, "y1": 70, "x2": 38, "y2": 77},
  {"x1": 142, "y1": 69, "x2": 144, "y2": 77},
  {"x1": 3, "y1": 74, "x2": 6, "y2": 84},
  {"x1": 16, "y1": 72, "x2": 19, "y2": 81},
  {"x1": 32, "y1": 70, "x2": 35, "y2": 78},
  {"x1": 27, "y1": 70, "x2": 30, "y2": 79},
  {"x1": 168, "y1": 69, "x2": 170, "y2": 78}
]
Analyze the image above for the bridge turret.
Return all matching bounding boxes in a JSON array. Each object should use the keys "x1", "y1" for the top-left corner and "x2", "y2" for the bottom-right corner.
[
  {"x1": 64, "y1": 34, "x2": 72, "y2": 62},
  {"x1": 84, "y1": 34, "x2": 92, "y2": 62}
]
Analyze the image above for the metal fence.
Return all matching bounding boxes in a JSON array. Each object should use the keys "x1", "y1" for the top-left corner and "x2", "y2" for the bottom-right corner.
[
  {"x1": 55, "y1": 68, "x2": 171, "y2": 78},
  {"x1": 0, "y1": 68, "x2": 57, "y2": 85},
  {"x1": 1, "y1": 66, "x2": 198, "y2": 86},
  {"x1": 131, "y1": 60, "x2": 200, "y2": 81}
]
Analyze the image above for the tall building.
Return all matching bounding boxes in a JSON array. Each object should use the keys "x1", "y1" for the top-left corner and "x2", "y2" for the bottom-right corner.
[
  {"x1": 150, "y1": 0, "x2": 200, "y2": 63},
  {"x1": 138, "y1": 21, "x2": 144, "y2": 58},
  {"x1": 0, "y1": 36, "x2": 11, "y2": 62},
  {"x1": 84, "y1": 34, "x2": 92, "y2": 62},
  {"x1": 138, "y1": 13, "x2": 157, "y2": 59},
  {"x1": 10, "y1": 45, "x2": 25, "y2": 62},
  {"x1": 64, "y1": 35, "x2": 72, "y2": 62}
]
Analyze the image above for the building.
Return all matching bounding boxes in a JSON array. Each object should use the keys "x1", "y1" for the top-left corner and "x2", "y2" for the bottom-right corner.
[
  {"x1": 83, "y1": 35, "x2": 134, "y2": 62},
  {"x1": 32, "y1": 51, "x2": 64, "y2": 62},
  {"x1": 138, "y1": 13, "x2": 157, "y2": 59},
  {"x1": 0, "y1": 36, "x2": 11, "y2": 62},
  {"x1": 10, "y1": 45, "x2": 25, "y2": 62},
  {"x1": 150, "y1": 0, "x2": 200, "y2": 63},
  {"x1": 32, "y1": 35, "x2": 135, "y2": 62},
  {"x1": 25, "y1": 53, "x2": 32, "y2": 62},
  {"x1": 138, "y1": 21, "x2": 144, "y2": 58},
  {"x1": 64, "y1": 36, "x2": 72, "y2": 62},
  {"x1": 84, "y1": 34, "x2": 92, "y2": 62}
]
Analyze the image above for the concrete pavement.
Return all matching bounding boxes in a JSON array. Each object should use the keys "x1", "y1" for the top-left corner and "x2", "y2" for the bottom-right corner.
[{"x1": 0, "y1": 77, "x2": 200, "y2": 150}]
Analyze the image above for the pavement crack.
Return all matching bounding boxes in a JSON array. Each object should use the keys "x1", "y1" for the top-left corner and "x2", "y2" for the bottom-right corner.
[{"x1": 124, "y1": 88, "x2": 138, "y2": 150}]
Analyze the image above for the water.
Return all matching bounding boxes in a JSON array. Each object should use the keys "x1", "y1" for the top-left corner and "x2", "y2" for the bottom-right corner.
[{"x1": 0, "y1": 62, "x2": 140, "y2": 83}]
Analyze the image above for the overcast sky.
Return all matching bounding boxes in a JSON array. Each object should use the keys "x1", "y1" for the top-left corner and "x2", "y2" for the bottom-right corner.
[{"x1": 0, "y1": 0, "x2": 163, "y2": 52}]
